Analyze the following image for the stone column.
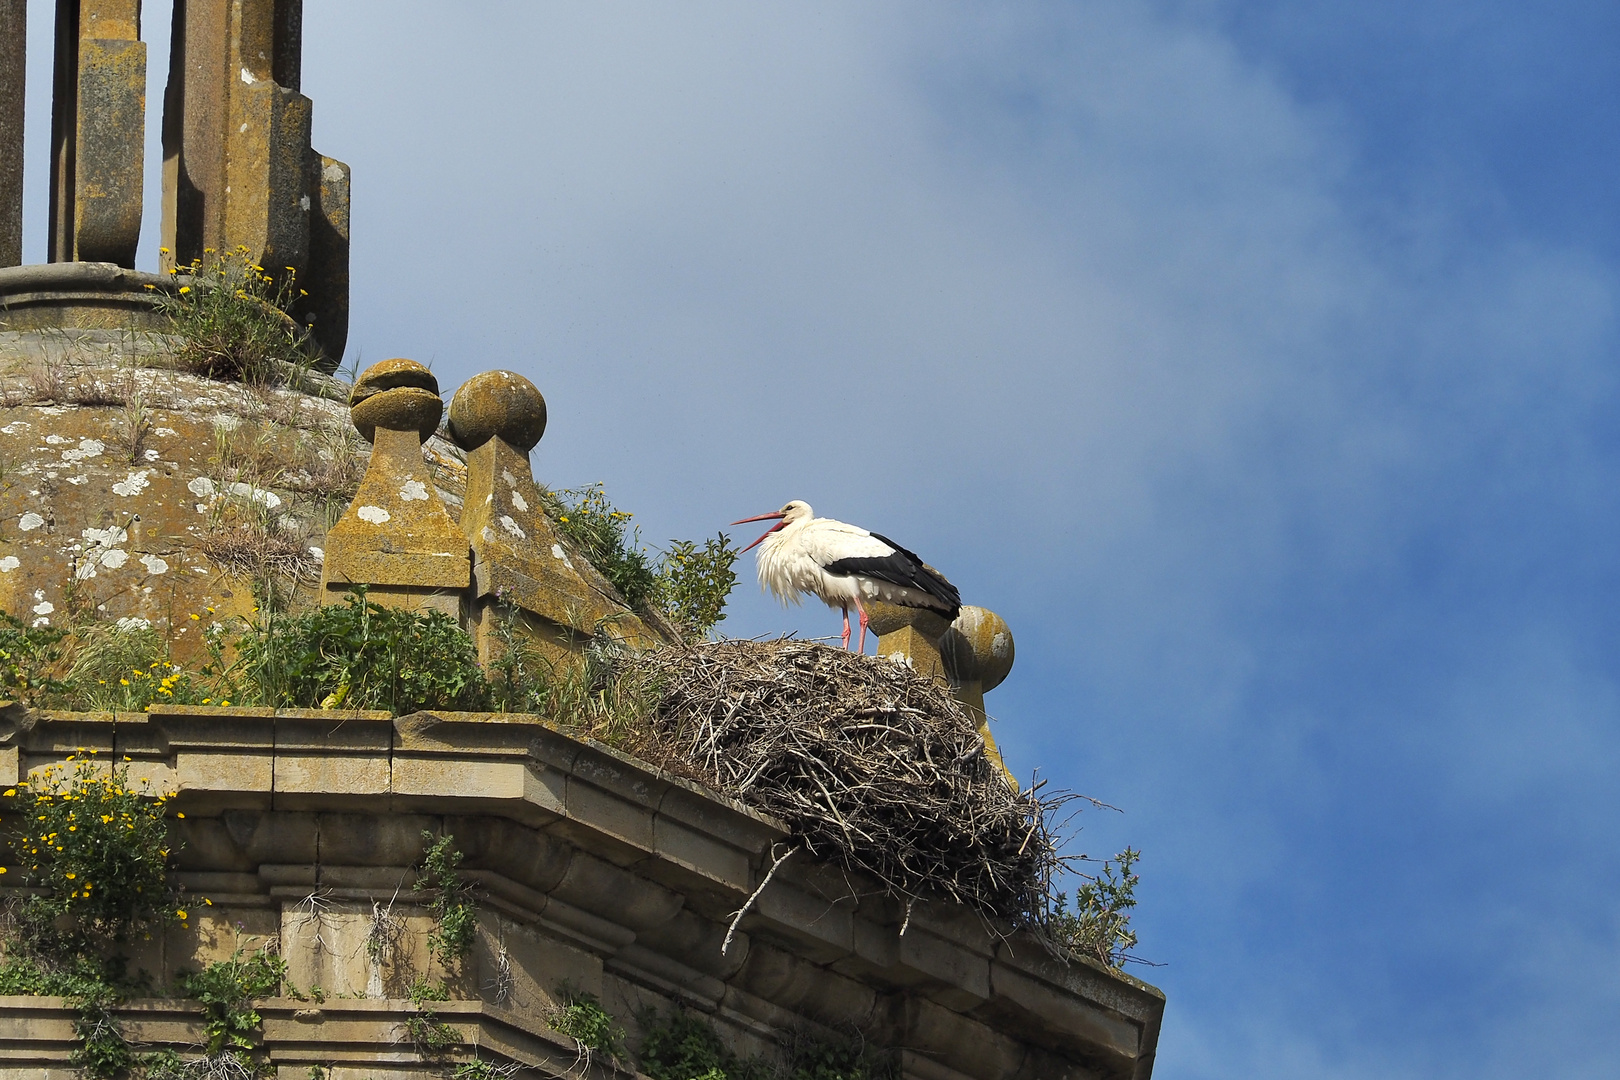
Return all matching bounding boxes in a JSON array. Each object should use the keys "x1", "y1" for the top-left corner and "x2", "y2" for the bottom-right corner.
[
  {"x1": 302, "y1": 152, "x2": 349, "y2": 362},
  {"x1": 448, "y1": 370, "x2": 659, "y2": 667},
  {"x1": 49, "y1": 0, "x2": 147, "y2": 267},
  {"x1": 159, "y1": 0, "x2": 348, "y2": 364},
  {"x1": 0, "y1": 0, "x2": 24, "y2": 268},
  {"x1": 159, "y1": 0, "x2": 228, "y2": 272},
  {"x1": 318, "y1": 359, "x2": 470, "y2": 616},
  {"x1": 223, "y1": 0, "x2": 311, "y2": 277}
]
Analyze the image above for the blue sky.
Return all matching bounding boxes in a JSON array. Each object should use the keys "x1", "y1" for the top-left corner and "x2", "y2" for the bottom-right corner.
[{"x1": 19, "y1": 2, "x2": 1620, "y2": 1076}]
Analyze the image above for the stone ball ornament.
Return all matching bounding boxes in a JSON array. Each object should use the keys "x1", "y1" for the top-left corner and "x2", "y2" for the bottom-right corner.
[
  {"x1": 447, "y1": 369, "x2": 548, "y2": 452},
  {"x1": 940, "y1": 606, "x2": 1015, "y2": 691},
  {"x1": 349, "y1": 358, "x2": 442, "y2": 443}
]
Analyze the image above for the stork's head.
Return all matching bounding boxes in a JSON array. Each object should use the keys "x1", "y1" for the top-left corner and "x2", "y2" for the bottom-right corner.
[{"x1": 732, "y1": 500, "x2": 813, "y2": 552}]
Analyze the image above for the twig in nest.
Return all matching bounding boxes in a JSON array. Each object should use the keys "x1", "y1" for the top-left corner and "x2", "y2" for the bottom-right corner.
[{"x1": 722, "y1": 843, "x2": 798, "y2": 956}]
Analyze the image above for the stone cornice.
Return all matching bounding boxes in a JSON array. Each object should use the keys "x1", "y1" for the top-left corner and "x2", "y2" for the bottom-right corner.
[{"x1": 0, "y1": 706, "x2": 1164, "y2": 1079}]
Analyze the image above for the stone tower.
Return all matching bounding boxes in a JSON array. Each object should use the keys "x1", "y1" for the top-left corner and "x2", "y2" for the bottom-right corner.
[{"x1": 0, "y1": 8, "x2": 1164, "y2": 1078}]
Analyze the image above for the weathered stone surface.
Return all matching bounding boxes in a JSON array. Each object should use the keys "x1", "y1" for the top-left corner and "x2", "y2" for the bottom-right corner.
[
  {"x1": 154, "y1": 0, "x2": 347, "y2": 363},
  {"x1": 460, "y1": 434, "x2": 660, "y2": 654},
  {"x1": 320, "y1": 360, "x2": 468, "y2": 610},
  {"x1": 350, "y1": 357, "x2": 438, "y2": 406},
  {"x1": 0, "y1": 0, "x2": 23, "y2": 269},
  {"x1": 48, "y1": 1, "x2": 147, "y2": 268},
  {"x1": 0, "y1": 263, "x2": 172, "y2": 329},
  {"x1": 0, "y1": 708, "x2": 1166, "y2": 1078},
  {"x1": 303, "y1": 152, "x2": 350, "y2": 363},
  {"x1": 447, "y1": 369, "x2": 547, "y2": 452},
  {"x1": 0, "y1": 338, "x2": 367, "y2": 662},
  {"x1": 942, "y1": 605, "x2": 1014, "y2": 692}
]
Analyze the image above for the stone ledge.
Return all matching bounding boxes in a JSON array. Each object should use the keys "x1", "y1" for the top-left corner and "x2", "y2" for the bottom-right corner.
[
  {"x1": 0, "y1": 996, "x2": 644, "y2": 1078},
  {"x1": 0, "y1": 707, "x2": 1164, "y2": 1078}
]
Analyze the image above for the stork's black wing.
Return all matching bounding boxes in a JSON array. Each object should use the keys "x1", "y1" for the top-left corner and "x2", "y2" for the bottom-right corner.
[{"x1": 824, "y1": 532, "x2": 961, "y2": 618}]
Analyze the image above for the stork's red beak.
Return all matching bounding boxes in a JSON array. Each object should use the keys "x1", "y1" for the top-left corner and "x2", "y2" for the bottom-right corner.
[{"x1": 732, "y1": 511, "x2": 786, "y2": 552}]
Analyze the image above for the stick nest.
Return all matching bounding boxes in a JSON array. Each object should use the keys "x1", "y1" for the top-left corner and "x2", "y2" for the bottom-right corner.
[{"x1": 613, "y1": 639, "x2": 1064, "y2": 927}]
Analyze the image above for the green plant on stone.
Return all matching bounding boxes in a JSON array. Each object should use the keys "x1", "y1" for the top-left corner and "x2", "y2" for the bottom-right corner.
[
  {"x1": 175, "y1": 943, "x2": 287, "y2": 1072},
  {"x1": 1049, "y1": 848, "x2": 1142, "y2": 970},
  {"x1": 405, "y1": 976, "x2": 462, "y2": 1056},
  {"x1": 0, "y1": 754, "x2": 190, "y2": 1078},
  {"x1": 546, "y1": 483, "x2": 662, "y2": 611},
  {"x1": 637, "y1": 1009, "x2": 764, "y2": 1080},
  {"x1": 451, "y1": 1059, "x2": 522, "y2": 1079},
  {"x1": 230, "y1": 589, "x2": 492, "y2": 714},
  {"x1": 543, "y1": 484, "x2": 741, "y2": 637},
  {"x1": 64, "y1": 622, "x2": 207, "y2": 712},
  {"x1": 4, "y1": 753, "x2": 187, "y2": 944},
  {"x1": 151, "y1": 245, "x2": 316, "y2": 384},
  {"x1": 548, "y1": 985, "x2": 625, "y2": 1063},
  {"x1": 0, "y1": 611, "x2": 68, "y2": 706},
  {"x1": 415, "y1": 833, "x2": 478, "y2": 969}
]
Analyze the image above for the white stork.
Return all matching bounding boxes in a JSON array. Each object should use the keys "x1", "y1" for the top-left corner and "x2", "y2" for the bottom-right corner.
[{"x1": 732, "y1": 501, "x2": 961, "y2": 652}]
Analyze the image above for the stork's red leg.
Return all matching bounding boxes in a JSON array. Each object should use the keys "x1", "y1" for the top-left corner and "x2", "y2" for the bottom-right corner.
[
  {"x1": 856, "y1": 598, "x2": 870, "y2": 653},
  {"x1": 841, "y1": 606, "x2": 852, "y2": 651}
]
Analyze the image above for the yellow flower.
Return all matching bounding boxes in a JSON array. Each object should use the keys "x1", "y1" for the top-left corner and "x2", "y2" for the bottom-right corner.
[
  {"x1": 176, "y1": 812, "x2": 185, "y2": 819},
  {"x1": 2, "y1": 790, "x2": 12, "y2": 797},
  {"x1": 175, "y1": 909, "x2": 187, "y2": 919},
  {"x1": 65, "y1": 873, "x2": 74, "y2": 879},
  {"x1": 178, "y1": 286, "x2": 191, "y2": 294}
]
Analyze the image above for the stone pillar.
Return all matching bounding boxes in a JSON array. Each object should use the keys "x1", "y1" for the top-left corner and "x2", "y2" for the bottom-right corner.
[
  {"x1": 447, "y1": 370, "x2": 659, "y2": 666},
  {"x1": 159, "y1": 0, "x2": 228, "y2": 272},
  {"x1": 158, "y1": 0, "x2": 348, "y2": 363},
  {"x1": 48, "y1": 0, "x2": 147, "y2": 267},
  {"x1": 223, "y1": 0, "x2": 311, "y2": 276},
  {"x1": 0, "y1": 0, "x2": 24, "y2": 268},
  {"x1": 302, "y1": 152, "x2": 349, "y2": 362},
  {"x1": 874, "y1": 601, "x2": 1018, "y2": 788},
  {"x1": 318, "y1": 359, "x2": 470, "y2": 616}
]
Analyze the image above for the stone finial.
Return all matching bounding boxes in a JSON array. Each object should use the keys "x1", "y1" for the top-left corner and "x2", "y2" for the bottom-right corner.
[
  {"x1": 875, "y1": 601, "x2": 1018, "y2": 789},
  {"x1": 318, "y1": 359, "x2": 469, "y2": 614},
  {"x1": 449, "y1": 370, "x2": 657, "y2": 667},
  {"x1": 49, "y1": 0, "x2": 147, "y2": 267},
  {"x1": 940, "y1": 606, "x2": 1015, "y2": 692},
  {"x1": 447, "y1": 369, "x2": 547, "y2": 452}
]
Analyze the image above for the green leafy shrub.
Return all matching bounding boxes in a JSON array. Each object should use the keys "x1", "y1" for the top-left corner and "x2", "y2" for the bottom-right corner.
[
  {"x1": 546, "y1": 484, "x2": 740, "y2": 637},
  {"x1": 3, "y1": 753, "x2": 187, "y2": 944},
  {"x1": 548, "y1": 483, "x2": 662, "y2": 611},
  {"x1": 1050, "y1": 848, "x2": 1141, "y2": 969},
  {"x1": 406, "y1": 976, "x2": 463, "y2": 1055},
  {"x1": 232, "y1": 591, "x2": 492, "y2": 714},
  {"x1": 152, "y1": 245, "x2": 315, "y2": 384},
  {"x1": 0, "y1": 755, "x2": 190, "y2": 1077},
  {"x1": 415, "y1": 833, "x2": 478, "y2": 968},
  {"x1": 549, "y1": 986, "x2": 625, "y2": 1062},
  {"x1": 176, "y1": 944, "x2": 287, "y2": 1069},
  {"x1": 638, "y1": 1009, "x2": 769, "y2": 1080},
  {"x1": 661, "y1": 534, "x2": 740, "y2": 638}
]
